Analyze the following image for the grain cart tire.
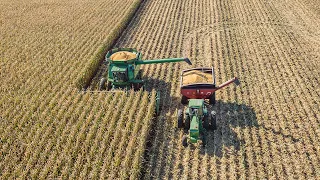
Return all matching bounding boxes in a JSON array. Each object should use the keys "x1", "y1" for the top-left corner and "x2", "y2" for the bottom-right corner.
[
  {"x1": 203, "y1": 115, "x2": 209, "y2": 129},
  {"x1": 184, "y1": 114, "x2": 190, "y2": 130},
  {"x1": 181, "y1": 95, "x2": 188, "y2": 105},
  {"x1": 210, "y1": 111, "x2": 217, "y2": 130},
  {"x1": 209, "y1": 93, "x2": 216, "y2": 105},
  {"x1": 177, "y1": 109, "x2": 183, "y2": 128},
  {"x1": 182, "y1": 135, "x2": 188, "y2": 147},
  {"x1": 99, "y1": 78, "x2": 106, "y2": 90}
]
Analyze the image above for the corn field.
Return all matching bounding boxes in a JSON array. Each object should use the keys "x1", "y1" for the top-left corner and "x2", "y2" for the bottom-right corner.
[
  {"x1": 1, "y1": 0, "x2": 320, "y2": 179},
  {"x1": 0, "y1": 0, "x2": 156, "y2": 179}
]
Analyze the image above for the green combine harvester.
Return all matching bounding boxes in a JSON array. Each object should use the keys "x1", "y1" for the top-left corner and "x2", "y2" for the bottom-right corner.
[
  {"x1": 99, "y1": 48, "x2": 192, "y2": 115},
  {"x1": 99, "y1": 48, "x2": 192, "y2": 91}
]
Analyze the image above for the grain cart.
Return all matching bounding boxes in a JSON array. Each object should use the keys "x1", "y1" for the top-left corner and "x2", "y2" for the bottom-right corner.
[
  {"x1": 177, "y1": 99, "x2": 216, "y2": 146},
  {"x1": 180, "y1": 67, "x2": 240, "y2": 105},
  {"x1": 99, "y1": 48, "x2": 192, "y2": 91}
]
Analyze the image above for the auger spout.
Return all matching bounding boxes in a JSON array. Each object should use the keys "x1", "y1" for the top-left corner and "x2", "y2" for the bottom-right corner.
[{"x1": 136, "y1": 58, "x2": 192, "y2": 65}]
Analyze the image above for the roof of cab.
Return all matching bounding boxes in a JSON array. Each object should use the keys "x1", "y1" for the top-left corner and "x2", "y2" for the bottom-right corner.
[{"x1": 188, "y1": 99, "x2": 204, "y2": 107}]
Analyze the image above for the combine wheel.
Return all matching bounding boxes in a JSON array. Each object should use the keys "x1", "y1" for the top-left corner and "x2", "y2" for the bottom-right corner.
[
  {"x1": 134, "y1": 83, "x2": 145, "y2": 91},
  {"x1": 210, "y1": 111, "x2": 217, "y2": 130},
  {"x1": 209, "y1": 93, "x2": 216, "y2": 105},
  {"x1": 99, "y1": 78, "x2": 106, "y2": 90},
  {"x1": 106, "y1": 81, "x2": 112, "y2": 91},
  {"x1": 184, "y1": 114, "x2": 190, "y2": 130},
  {"x1": 133, "y1": 83, "x2": 138, "y2": 90},
  {"x1": 137, "y1": 70, "x2": 142, "y2": 79},
  {"x1": 181, "y1": 95, "x2": 188, "y2": 105},
  {"x1": 141, "y1": 83, "x2": 145, "y2": 91},
  {"x1": 177, "y1": 109, "x2": 183, "y2": 128},
  {"x1": 182, "y1": 135, "x2": 188, "y2": 147},
  {"x1": 203, "y1": 115, "x2": 209, "y2": 129}
]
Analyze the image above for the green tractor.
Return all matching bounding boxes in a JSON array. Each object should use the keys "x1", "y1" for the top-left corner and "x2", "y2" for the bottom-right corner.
[
  {"x1": 99, "y1": 48, "x2": 192, "y2": 91},
  {"x1": 177, "y1": 99, "x2": 216, "y2": 146}
]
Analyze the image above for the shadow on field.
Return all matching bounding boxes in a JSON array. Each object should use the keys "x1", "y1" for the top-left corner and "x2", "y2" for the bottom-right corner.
[
  {"x1": 190, "y1": 100, "x2": 300, "y2": 159},
  {"x1": 200, "y1": 100, "x2": 258, "y2": 158}
]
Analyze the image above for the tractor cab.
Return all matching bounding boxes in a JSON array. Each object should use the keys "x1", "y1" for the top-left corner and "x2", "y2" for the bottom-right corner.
[{"x1": 186, "y1": 99, "x2": 206, "y2": 117}]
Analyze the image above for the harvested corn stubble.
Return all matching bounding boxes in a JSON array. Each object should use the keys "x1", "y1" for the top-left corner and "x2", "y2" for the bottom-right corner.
[
  {"x1": 182, "y1": 70, "x2": 213, "y2": 85},
  {"x1": 110, "y1": 51, "x2": 137, "y2": 61}
]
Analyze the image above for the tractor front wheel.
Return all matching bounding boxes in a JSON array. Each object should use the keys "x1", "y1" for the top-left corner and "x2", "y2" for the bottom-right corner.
[
  {"x1": 184, "y1": 114, "x2": 190, "y2": 130},
  {"x1": 181, "y1": 95, "x2": 188, "y2": 105},
  {"x1": 177, "y1": 109, "x2": 183, "y2": 128},
  {"x1": 209, "y1": 93, "x2": 216, "y2": 105},
  {"x1": 182, "y1": 135, "x2": 188, "y2": 147},
  {"x1": 210, "y1": 111, "x2": 217, "y2": 130},
  {"x1": 99, "y1": 78, "x2": 106, "y2": 90}
]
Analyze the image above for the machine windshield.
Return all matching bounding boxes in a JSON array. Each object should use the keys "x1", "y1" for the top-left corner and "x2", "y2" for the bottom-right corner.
[
  {"x1": 113, "y1": 71, "x2": 128, "y2": 82},
  {"x1": 190, "y1": 107, "x2": 202, "y2": 115}
]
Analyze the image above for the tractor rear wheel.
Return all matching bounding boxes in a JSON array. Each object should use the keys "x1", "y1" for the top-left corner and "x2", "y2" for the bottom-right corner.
[
  {"x1": 177, "y1": 109, "x2": 183, "y2": 128},
  {"x1": 202, "y1": 135, "x2": 207, "y2": 147},
  {"x1": 210, "y1": 111, "x2": 217, "y2": 130},
  {"x1": 209, "y1": 93, "x2": 216, "y2": 105},
  {"x1": 181, "y1": 95, "x2": 188, "y2": 105},
  {"x1": 99, "y1": 78, "x2": 106, "y2": 90},
  {"x1": 203, "y1": 115, "x2": 209, "y2": 129},
  {"x1": 184, "y1": 115, "x2": 190, "y2": 130},
  {"x1": 182, "y1": 135, "x2": 188, "y2": 147}
]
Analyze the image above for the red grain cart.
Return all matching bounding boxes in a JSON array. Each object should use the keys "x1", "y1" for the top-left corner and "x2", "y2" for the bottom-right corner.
[{"x1": 180, "y1": 67, "x2": 240, "y2": 105}]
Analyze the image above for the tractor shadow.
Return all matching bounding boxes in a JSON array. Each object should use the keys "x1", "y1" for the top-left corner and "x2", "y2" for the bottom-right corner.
[
  {"x1": 171, "y1": 98, "x2": 300, "y2": 159},
  {"x1": 199, "y1": 100, "x2": 258, "y2": 158},
  {"x1": 183, "y1": 100, "x2": 299, "y2": 158}
]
